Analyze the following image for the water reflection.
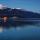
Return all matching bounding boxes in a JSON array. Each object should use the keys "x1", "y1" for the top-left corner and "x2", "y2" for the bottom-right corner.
[
  {"x1": 0, "y1": 17, "x2": 40, "y2": 32},
  {"x1": 0, "y1": 20, "x2": 40, "y2": 40},
  {"x1": 0, "y1": 23, "x2": 40, "y2": 32}
]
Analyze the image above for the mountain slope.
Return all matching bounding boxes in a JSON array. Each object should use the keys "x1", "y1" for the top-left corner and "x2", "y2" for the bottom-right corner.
[{"x1": 0, "y1": 8, "x2": 40, "y2": 27}]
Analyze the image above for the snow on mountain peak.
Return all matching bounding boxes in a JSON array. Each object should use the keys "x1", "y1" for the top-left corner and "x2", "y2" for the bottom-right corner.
[{"x1": 16, "y1": 8, "x2": 22, "y2": 9}]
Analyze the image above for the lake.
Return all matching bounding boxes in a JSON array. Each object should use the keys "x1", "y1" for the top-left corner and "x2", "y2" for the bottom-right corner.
[{"x1": 0, "y1": 23, "x2": 40, "y2": 40}]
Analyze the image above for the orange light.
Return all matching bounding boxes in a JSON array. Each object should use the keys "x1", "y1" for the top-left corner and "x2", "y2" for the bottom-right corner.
[{"x1": 3, "y1": 16, "x2": 8, "y2": 22}]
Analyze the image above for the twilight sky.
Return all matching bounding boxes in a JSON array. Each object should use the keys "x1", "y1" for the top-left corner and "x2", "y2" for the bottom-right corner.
[{"x1": 0, "y1": 0, "x2": 40, "y2": 13}]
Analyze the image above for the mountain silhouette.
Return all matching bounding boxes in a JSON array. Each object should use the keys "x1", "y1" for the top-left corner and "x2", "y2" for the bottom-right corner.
[{"x1": 0, "y1": 8, "x2": 40, "y2": 27}]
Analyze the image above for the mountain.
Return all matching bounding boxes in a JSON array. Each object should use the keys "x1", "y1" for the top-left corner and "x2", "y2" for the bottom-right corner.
[
  {"x1": 0, "y1": 7, "x2": 40, "y2": 18},
  {"x1": 0, "y1": 7, "x2": 40, "y2": 27},
  {"x1": 13, "y1": 8, "x2": 40, "y2": 18}
]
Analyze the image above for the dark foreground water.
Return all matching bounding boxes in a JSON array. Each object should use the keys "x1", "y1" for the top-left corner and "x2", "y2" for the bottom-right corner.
[{"x1": 0, "y1": 24, "x2": 40, "y2": 40}]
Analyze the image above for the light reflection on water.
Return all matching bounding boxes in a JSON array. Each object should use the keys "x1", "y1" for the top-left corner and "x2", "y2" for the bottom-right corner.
[
  {"x1": 1, "y1": 22, "x2": 40, "y2": 32},
  {"x1": 0, "y1": 23, "x2": 40, "y2": 40}
]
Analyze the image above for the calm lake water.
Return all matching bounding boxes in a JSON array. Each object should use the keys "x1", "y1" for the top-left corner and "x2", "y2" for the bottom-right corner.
[{"x1": 0, "y1": 23, "x2": 40, "y2": 40}]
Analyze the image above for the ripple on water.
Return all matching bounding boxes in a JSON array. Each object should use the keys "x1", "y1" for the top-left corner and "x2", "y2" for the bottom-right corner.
[{"x1": 0, "y1": 23, "x2": 40, "y2": 32}]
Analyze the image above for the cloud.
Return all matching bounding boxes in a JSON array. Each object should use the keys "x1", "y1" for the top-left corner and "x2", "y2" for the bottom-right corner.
[{"x1": 0, "y1": 4, "x2": 7, "y2": 9}]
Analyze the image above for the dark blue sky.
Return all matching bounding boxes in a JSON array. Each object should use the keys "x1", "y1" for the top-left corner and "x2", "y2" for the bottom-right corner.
[{"x1": 0, "y1": 0, "x2": 40, "y2": 13}]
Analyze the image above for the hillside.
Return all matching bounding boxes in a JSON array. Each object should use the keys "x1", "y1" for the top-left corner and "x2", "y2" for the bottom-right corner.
[{"x1": 0, "y1": 8, "x2": 40, "y2": 27}]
